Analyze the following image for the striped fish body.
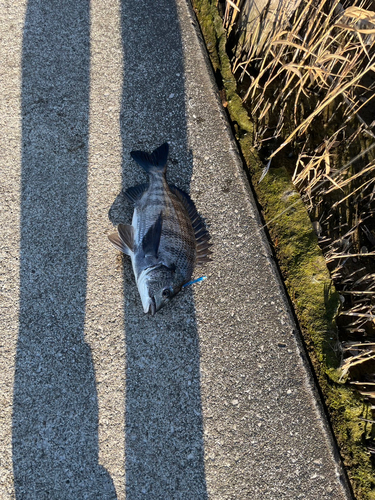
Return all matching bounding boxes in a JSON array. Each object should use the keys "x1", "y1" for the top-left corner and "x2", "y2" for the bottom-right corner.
[
  {"x1": 133, "y1": 173, "x2": 195, "y2": 283},
  {"x1": 108, "y1": 143, "x2": 211, "y2": 315}
]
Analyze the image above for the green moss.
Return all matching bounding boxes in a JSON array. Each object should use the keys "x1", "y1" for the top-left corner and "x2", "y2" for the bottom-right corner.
[
  {"x1": 191, "y1": 0, "x2": 375, "y2": 497},
  {"x1": 193, "y1": 0, "x2": 253, "y2": 136},
  {"x1": 252, "y1": 164, "x2": 341, "y2": 369},
  {"x1": 326, "y1": 385, "x2": 375, "y2": 500}
]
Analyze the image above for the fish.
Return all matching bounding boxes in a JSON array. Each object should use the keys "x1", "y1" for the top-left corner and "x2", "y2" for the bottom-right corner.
[{"x1": 108, "y1": 142, "x2": 211, "y2": 315}]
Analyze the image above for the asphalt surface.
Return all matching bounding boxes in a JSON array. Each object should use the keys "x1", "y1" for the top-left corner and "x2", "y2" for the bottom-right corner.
[{"x1": 0, "y1": 0, "x2": 353, "y2": 498}]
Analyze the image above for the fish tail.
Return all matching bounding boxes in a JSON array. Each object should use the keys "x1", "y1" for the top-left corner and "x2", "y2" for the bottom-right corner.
[{"x1": 130, "y1": 143, "x2": 169, "y2": 174}]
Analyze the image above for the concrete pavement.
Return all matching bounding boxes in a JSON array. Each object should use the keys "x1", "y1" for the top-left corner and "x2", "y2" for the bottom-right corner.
[{"x1": 0, "y1": 0, "x2": 352, "y2": 498}]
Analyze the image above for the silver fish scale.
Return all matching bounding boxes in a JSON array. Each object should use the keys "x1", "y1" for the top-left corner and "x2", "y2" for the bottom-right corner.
[{"x1": 133, "y1": 174, "x2": 196, "y2": 281}]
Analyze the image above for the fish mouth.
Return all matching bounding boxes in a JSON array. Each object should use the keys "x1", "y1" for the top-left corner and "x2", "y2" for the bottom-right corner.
[{"x1": 148, "y1": 297, "x2": 156, "y2": 316}]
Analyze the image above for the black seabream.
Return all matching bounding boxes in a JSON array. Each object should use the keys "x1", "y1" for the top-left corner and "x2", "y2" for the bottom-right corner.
[{"x1": 108, "y1": 143, "x2": 211, "y2": 315}]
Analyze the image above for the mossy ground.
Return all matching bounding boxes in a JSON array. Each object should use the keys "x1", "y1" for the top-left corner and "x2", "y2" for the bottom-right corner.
[{"x1": 191, "y1": 0, "x2": 375, "y2": 497}]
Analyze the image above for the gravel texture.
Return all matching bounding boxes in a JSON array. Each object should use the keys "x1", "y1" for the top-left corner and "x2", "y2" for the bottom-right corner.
[{"x1": 0, "y1": 0, "x2": 353, "y2": 498}]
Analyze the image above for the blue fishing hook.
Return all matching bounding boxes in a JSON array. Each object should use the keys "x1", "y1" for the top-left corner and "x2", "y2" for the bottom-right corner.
[{"x1": 182, "y1": 276, "x2": 207, "y2": 289}]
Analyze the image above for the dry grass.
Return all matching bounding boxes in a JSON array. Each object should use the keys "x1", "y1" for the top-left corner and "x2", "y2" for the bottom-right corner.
[
  {"x1": 221, "y1": 0, "x2": 375, "y2": 447},
  {"x1": 235, "y1": 0, "x2": 375, "y2": 147}
]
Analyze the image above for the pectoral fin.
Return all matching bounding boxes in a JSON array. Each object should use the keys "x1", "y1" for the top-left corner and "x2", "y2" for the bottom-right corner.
[
  {"x1": 118, "y1": 224, "x2": 134, "y2": 252},
  {"x1": 108, "y1": 231, "x2": 132, "y2": 255},
  {"x1": 108, "y1": 224, "x2": 134, "y2": 256},
  {"x1": 142, "y1": 213, "x2": 163, "y2": 258}
]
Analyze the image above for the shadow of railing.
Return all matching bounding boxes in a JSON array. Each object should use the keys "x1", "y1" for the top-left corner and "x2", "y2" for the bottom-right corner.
[
  {"x1": 113, "y1": 0, "x2": 208, "y2": 497},
  {"x1": 12, "y1": 1, "x2": 116, "y2": 498}
]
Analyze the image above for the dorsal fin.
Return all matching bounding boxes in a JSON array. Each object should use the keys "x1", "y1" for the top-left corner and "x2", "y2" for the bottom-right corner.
[
  {"x1": 170, "y1": 185, "x2": 212, "y2": 265},
  {"x1": 142, "y1": 213, "x2": 163, "y2": 257},
  {"x1": 130, "y1": 143, "x2": 169, "y2": 174},
  {"x1": 124, "y1": 183, "x2": 149, "y2": 205},
  {"x1": 169, "y1": 185, "x2": 200, "y2": 227}
]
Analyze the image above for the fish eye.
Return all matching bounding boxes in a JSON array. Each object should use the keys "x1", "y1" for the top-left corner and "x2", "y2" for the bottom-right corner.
[{"x1": 162, "y1": 288, "x2": 171, "y2": 298}]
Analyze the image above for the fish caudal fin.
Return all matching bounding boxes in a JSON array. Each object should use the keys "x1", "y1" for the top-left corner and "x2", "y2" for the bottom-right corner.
[{"x1": 130, "y1": 143, "x2": 169, "y2": 174}]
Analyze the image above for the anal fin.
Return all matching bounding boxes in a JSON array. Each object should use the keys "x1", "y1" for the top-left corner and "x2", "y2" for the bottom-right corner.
[{"x1": 124, "y1": 183, "x2": 148, "y2": 205}]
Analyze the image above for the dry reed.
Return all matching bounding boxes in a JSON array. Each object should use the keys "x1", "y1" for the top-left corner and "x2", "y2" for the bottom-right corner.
[{"x1": 222, "y1": 0, "x2": 375, "y2": 418}]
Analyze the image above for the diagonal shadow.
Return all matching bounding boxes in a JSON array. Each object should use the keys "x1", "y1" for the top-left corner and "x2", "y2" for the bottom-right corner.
[
  {"x1": 110, "y1": 0, "x2": 208, "y2": 497},
  {"x1": 12, "y1": 1, "x2": 116, "y2": 498}
]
